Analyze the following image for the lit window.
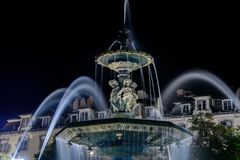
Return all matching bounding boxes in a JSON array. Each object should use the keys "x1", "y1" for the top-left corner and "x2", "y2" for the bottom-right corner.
[{"x1": 0, "y1": 139, "x2": 9, "y2": 152}]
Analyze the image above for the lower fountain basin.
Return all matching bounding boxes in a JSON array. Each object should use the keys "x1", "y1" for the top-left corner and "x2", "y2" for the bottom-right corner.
[{"x1": 56, "y1": 118, "x2": 192, "y2": 159}]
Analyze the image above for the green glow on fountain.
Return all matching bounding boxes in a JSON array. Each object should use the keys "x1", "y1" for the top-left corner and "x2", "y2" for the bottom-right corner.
[
  {"x1": 56, "y1": 25, "x2": 192, "y2": 160},
  {"x1": 57, "y1": 118, "x2": 191, "y2": 160}
]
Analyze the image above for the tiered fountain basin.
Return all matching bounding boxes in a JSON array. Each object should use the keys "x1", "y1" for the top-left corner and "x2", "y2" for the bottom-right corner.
[
  {"x1": 57, "y1": 118, "x2": 192, "y2": 159},
  {"x1": 95, "y1": 50, "x2": 153, "y2": 73}
]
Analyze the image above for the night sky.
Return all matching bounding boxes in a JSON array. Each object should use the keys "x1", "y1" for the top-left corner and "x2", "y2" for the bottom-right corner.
[{"x1": 0, "y1": 1, "x2": 239, "y2": 126}]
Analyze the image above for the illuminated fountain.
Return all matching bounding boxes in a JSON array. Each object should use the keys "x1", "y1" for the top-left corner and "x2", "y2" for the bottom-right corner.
[{"x1": 55, "y1": 24, "x2": 192, "y2": 160}]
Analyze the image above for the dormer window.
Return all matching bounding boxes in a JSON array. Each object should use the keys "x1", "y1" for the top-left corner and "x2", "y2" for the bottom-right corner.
[
  {"x1": 197, "y1": 100, "x2": 207, "y2": 111},
  {"x1": 19, "y1": 114, "x2": 32, "y2": 130},
  {"x1": 21, "y1": 118, "x2": 29, "y2": 128},
  {"x1": 222, "y1": 100, "x2": 233, "y2": 111},
  {"x1": 202, "y1": 101, "x2": 206, "y2": 110},
  {"x1": 70, "y1": 114, "x2": 78, "y2": 123},
  {"x1": 80, "y1": 112, "x2": 88, "y2": 121},
  {"x1": 193, "y1": 96, "x2": 212, "y2": 115},
  {"x1": 183, "y1": 104, "x2": 191, "y2": 113},
  {"x1": 42, "y1": 117, "x2": 51, "y2": 128}
]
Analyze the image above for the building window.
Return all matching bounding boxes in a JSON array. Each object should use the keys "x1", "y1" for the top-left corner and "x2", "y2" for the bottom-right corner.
[
  {"x1": 202, "y1": 101, "x2": 206, "y2": 110},
  {"x1": 196, "y1": 100, "x2": 207, "y2": 110},
  {"x1": 21, "y1": 118, "x2": 29, "y2": 128},
  {"x1": 80, "y1": 112, "x2": 88, "y2": 121},
  {"x1": 70, "y1": 114, "x2": 78, "y2": 123},
  {"x1": 98, "y1": 112, "x2": 105, "y2": 119},
  {"x1": 197, "y1": 101, "x2": 201, "y2": 110},
  {"x1": 221, "y1": 120, "x2": 232, "y2": 128},
  {"x1": 183, "y1": 104, "x2": 190, "y2": 113},
  {"x1": 0, "y1": 139, "x2": 9, "y2": 153},
  {"x1": 42, "y1": 117, "x2": 50, "y2": 128},
  {"x1": 19, "y1": 136, "x2": 28, "y2": 151},
  {"x1": 222, "y1": 100, "x2": 233, "y2": 110}
]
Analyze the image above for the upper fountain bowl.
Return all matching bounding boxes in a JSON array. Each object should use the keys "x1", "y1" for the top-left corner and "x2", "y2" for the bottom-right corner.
[{"x1": 96, "y1": 50, "x2": 153, "y2": 73}]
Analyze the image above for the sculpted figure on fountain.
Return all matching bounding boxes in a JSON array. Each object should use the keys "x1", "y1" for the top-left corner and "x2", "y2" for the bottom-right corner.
[{"x1": 109, "y1": 78, "x2": 139, "y2": 114}]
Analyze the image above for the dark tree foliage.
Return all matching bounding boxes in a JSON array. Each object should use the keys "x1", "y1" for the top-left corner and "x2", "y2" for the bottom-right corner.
[
  {"x1": 189, "y1": 114, "x2": 240, "y2": 160},
  {"x1": 34, "y1": 141, "x2": 56, "y2": 160}
]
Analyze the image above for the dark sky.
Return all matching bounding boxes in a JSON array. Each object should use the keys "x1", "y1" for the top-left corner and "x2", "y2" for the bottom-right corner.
[{"x1": 0, "y1": 1, "x2": 239, "y2": 126}]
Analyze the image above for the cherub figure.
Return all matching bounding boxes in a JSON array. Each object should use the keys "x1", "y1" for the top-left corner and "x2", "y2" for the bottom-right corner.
[
  {"x1": 117, "y1": 79, "x2": 138, "y2": 112},
  {"x1": 109, "y1": 79, "x2": 121, "y2": 112}
]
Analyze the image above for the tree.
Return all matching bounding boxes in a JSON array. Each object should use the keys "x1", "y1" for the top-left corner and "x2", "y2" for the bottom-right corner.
[
  {"x1": 0, "y1": 153, "x2": 9, "y2": 160},
  {"x1": 34, "y1": 141, "x2": 56, "y2": 160},
  {"x1": 189, "y1": 114, "x2": 240, "y2": 160}
]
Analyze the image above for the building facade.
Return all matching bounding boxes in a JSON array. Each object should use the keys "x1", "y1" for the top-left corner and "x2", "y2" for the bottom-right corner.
[{"x1": 0, "y1": 92, "x2": 240, "y2": 160}]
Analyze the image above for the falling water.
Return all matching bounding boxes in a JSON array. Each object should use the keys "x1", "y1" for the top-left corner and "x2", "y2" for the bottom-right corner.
[
  {"x1": 140, "y1": 67, "x2": 146, "y2": 94},
  {"x1": 148, "y1": 65, "x2": 156, "y2": 105},
  {"x1": 124, "y1": 0, "x2": 129, "y2": 25},
  {"x1": 148, "y1": 66, "x2": 153, "y2": 105},
  {"x1": 38, "y1": 77, "x2": 107, "y2": 160},
  {"x1": 167, "y1": 146, "x2": 172, "y2": 160},
  {"x1": 101, "y1": 65, "x2": 104, "y2": 89},
  {"x1": 95, "y1": 63, "x2": 98, "y2": 88},
  {"x1": 11, "y1": 88, "x2": 66, "y2": 160},
  {"x1": 152, "y1": 61, "x2": 164, "y2": 120},
  {"x1": 56, "y1": 137, "x2": 69, "y2": 160},
  {"x1": 71, "y1": 143, "x2": 87, "y2": 160},
  {"x1": 169, "y1": 137, "x2": 192, "y2": 160},
  {"x1": 149, "y1": 107, "x2": 162, "y2": 120},
  {"x1": 56, "y1": 137, "x2": 88, "y2": 160},
  {"x1": 131, "y1": 41, "x2": 136, "y2": 50},
  {"x1": 162, "y1": 70, "x2": 240, "y2": 110}
]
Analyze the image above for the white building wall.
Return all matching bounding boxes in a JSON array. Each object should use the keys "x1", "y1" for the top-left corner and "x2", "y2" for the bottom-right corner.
[{"x1": 0, "y1": 129, "x2": 61, "y2": 160}]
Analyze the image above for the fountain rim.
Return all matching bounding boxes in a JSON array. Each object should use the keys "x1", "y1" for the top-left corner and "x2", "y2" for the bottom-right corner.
[
  {"x1": 56, "y1": 117, "x2": 192, "y2": 137},
  {"x1": 95, "y1": 50, "x2": 153, "y2": 71}
]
